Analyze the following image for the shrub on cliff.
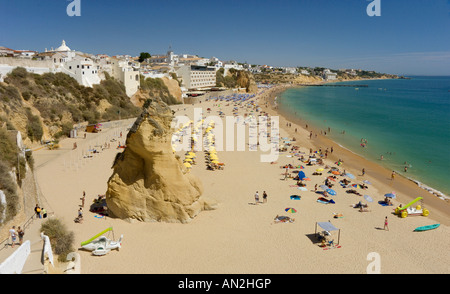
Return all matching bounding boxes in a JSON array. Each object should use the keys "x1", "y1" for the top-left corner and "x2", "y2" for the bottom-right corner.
[{"x1": 40, "y1": 218, "x2": 75, "y2": 262}]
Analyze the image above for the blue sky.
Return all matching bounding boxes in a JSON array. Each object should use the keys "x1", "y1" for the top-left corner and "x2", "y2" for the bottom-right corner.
[{"x1": 1, "y1": 0, "x2": 449, "y2": 75}]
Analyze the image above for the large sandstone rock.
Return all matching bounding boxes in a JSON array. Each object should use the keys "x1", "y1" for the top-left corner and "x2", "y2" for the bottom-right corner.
[{"x1": 105, "y1": 98, "x2": 216, "y2": 223}]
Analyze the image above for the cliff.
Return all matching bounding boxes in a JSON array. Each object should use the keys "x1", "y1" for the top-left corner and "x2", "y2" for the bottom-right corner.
[
  {"x1": 0, "y1": 67, "x2": 141, "y2": 146},
  {"x1": 105, "y1": 97, "x2": 217, "y2": 223}
]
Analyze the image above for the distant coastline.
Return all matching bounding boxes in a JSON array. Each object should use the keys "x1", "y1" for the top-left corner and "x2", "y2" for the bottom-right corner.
[{"x1": 261, "y1": 81, "x2": 450, "y2": 225}]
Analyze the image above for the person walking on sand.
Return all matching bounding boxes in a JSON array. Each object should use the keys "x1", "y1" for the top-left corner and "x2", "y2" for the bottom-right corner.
[
  {"x1": 391, "y1": 171, "x2": 395, "y2": 181},
  {"x1": 17, "y1": 226, "x2": 24, "y2": 245},
  {"x1": 263, "y1": 191, "x2": 268, "y2": 203},
  {"x1": 81, "y1": 191, "x2": 86, "y2": 208},
  {"x1": 254, "y1": 191, "x2": 259, "y2": 204},
  {"x1": 9, "y1": 226, "x2": 17, "y2": 248},
  {"x1": 384, "y1": 216, "x2": 389, "y2": 231},
  {"x1": 362, "y1": 168, "x2": 365, "y2": 176}
]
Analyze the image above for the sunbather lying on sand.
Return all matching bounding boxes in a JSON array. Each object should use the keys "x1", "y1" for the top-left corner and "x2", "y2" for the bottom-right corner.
[
  {"x1": 346, "y1": 189, "x2": 362, "y2": 196},
  {"x1": 352, "y1": 201, "x2": 368, "y2": 208},
  {"x1": 274, "y1": 215, "x2": 295, "y2": 223}
]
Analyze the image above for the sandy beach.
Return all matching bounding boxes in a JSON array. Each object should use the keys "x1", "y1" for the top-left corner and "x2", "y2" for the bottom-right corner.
[{"x1": 32, "y1": 86, "x2": 450, "y2": 274}]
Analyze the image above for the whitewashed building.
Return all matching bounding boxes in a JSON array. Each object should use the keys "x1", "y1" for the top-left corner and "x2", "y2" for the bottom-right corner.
[
  {"x1": 323, "y1": 69, "x2": 338, "y2": 81},
  {"x1": 62, "y1": 56, "x2": 101, "y2": 87},
  {"x1": 176, "y1": 64, "x2": 216, "y2": 89},
  {"x1": 110, "y1": 57, "x2": 140, "y2": 97}
]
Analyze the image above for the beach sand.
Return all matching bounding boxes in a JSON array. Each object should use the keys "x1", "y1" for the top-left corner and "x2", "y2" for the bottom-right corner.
[{"x1": 33, "y1": 86, "x2": 450, "y2": 274}]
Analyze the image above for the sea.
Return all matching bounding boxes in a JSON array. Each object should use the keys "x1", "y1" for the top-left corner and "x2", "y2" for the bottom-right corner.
[{"x1": 277, "y1": 76, "x2": 450, "y2": 198}]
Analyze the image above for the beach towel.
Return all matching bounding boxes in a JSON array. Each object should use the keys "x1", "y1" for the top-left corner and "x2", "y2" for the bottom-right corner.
[
  {"x1": 317, "y1": 197, "x2": 335, "y2": 204},
  {"x1": 378, "y1": 201, "x2": 392, "y2": 206}
]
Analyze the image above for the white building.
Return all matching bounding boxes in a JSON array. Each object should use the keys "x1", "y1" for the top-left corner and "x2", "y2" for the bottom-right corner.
[
  {"x1": 283, "y1": 67, "x2": 297, "y2": 74},
  {"x1": 62, "y1": 56, "x2": 101, "y2": 87},
  {"x1": 110, "y1": 57, "x2": 140, "y2": 97},
  {"x1": 175, "y1": 64, "x2": 216, "y2": 89},
  {"x1": 323, "y1": 69, "x2": 338, "y2": 81}
]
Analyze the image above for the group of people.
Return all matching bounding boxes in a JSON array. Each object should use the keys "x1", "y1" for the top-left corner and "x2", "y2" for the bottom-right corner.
[
  {"x1": 34, "y1": 204, "x2": 47, "y2": 219},
  {"x1": 8, "y1": 225, "x2": 24, "y2": 248},
  {"x1": 254, "y1": 191, "x2": 268, "y2": 204},
  {"x1": 8, "y1": 204, "x2": 47, "y2": 248}
]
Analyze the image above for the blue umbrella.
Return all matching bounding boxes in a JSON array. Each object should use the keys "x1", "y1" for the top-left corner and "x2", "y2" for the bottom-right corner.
[
  {"x1": 326, "y1": 189, "x2": 337, "y2": 196},
  {"x1": 297, "y1": 171, "x2": 306, "y2": 180},
  {"x1": 384, "y1": 193, "x2": 396, "y2": 199}
]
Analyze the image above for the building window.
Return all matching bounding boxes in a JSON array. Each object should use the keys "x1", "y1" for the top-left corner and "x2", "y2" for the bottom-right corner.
[{"x1": 69, "y1": 66, "x2": 72, "y2": 69}]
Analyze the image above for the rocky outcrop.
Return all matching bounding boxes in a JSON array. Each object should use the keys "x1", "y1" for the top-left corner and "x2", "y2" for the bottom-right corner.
[
  {"x1": 105, "y1": 98, "x2": 217, "y2": 223},
  {"x1": 161, "y1": 77, "x2": 182, "y2": 103},
  {"x1": 236, "y1": 71, "x2": 258, "y2": 93}
]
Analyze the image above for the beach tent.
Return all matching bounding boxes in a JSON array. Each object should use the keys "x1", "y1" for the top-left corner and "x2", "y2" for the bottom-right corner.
[{"x1": 315, "y1": 221, "x2": 341, "y2": 245}]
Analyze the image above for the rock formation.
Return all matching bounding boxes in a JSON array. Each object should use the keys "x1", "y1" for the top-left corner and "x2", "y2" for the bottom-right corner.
[{"x1": 105, "y1": 98, "x2": 216, "y2": 223}]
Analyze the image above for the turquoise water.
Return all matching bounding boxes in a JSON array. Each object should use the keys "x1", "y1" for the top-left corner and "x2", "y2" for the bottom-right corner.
[{"x1": 278, "y1": 76, "x2": 450, "y2": 196}]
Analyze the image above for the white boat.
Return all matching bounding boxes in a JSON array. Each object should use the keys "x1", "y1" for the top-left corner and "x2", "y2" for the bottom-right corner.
[{"x1": 81, "y1": 229, "x2": 123, "y2": 256}]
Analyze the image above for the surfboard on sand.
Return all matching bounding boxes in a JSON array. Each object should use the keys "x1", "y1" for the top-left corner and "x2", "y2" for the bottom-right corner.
[{"x1": 414, "y1": 224, "x2": 440, "y2": 232}]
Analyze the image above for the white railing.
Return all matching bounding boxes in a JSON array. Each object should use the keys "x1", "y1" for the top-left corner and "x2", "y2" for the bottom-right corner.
[{"x1": 0, "y1": 240, "x2": 31, "y2": 274}]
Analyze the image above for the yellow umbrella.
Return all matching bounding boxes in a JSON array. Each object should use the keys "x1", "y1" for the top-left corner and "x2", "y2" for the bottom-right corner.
[
  {"x1": 316, "y1": 168, "x2": 324, "y2": 172},
  {"x1": 184, "y1": 162, "x2": 191, "y2": 168},
  {"x1": 211, "y1": 160, "x2": 219, "y2": 164},
  {"x1": 184, "y1": 158, "x2": 192, "y2": 162}
]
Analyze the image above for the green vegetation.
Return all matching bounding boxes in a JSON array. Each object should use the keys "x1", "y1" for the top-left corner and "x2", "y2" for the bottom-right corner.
[
  {"x1": 40, "y1": 218, "x2": 75, "y2": 262},
  {"x1": 0, "y1": 127, "x2": 20, "y2": 223},
  {"x1": 25, "y1": 108, "x2": 43, "y2": 142},
  {"x1": 1, "y1": 67, "x2": 141, "y2": 139},
  {"x1": 216, "y1": 68, "x2": 238, "y2": 88},
  {"x1": 139, "y1": 75, "x2": 180, "y2": 105},
  {"x1": 138, "y1": 52, "x2": 151, "y2": 63}
]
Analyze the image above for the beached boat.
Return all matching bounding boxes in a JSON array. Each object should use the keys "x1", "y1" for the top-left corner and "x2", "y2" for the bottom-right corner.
[
  {"x1": 81, "y1": 227, "x2": 123, "y2": 256},
  {"x1": 414, "y1": 224, "x2": 440, "y2": 232}
]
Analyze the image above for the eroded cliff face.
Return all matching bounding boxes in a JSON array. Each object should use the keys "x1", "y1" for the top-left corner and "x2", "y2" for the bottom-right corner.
[{"x1": 105, "y1": 98, "x2": 216, "y2": 223}]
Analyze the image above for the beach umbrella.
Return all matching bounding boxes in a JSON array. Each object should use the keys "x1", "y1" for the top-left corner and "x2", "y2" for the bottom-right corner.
[
  {"x1": 319, "y1": 185, "x2": 328, "y2": 190},
  {"x1": 183, "y1": 162, "x2": 191, "y2": 168},
  {"x1": 285, "y1": 208, "x2": 297, "y2": 213},
  {"x1": 345, "y1": 173, "x2": 355, "y2": 179},
  {"x1": 331, "y1": 170, "x2": 340, "y2": 175},
  {"x1": 326, "y1": 189, "x2": 337, "y2": 196},
  {"x1": 363, "y1": 180, "x2": 372, "y2": 185},
  {"x1": 297, "y1": 171, "x2": 306, "y2": 179},
  {"x1": 298, "y1": 187, "x2": 307, "y2": 191},
  {"x1": 364, "y1": 195, "x2": 374, "y2": 202},
  {"x1": 184, "y1": 158, "x2": 192, "y2": 162},
  {"x1": 384, "y1": 193, "x2": 396, "y2": 199},
  {"x1": 316, "y1": 168, "x2": 324, "y2": 172}
]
